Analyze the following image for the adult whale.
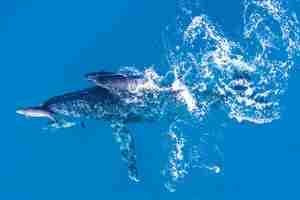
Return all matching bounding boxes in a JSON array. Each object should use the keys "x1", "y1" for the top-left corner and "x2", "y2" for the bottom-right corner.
[{"x1": 16, "y1": 83, "x2": 153, "y2": 182}]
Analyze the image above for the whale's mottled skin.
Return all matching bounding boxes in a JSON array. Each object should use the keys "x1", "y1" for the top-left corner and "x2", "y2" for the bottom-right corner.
[
  {"x1": 85, "y1": 71, "x2": 146, "y2": 92},
  {"x1": 43, "y1": 86, "x2": 126, "y2": 120},
  {"x1": 17, "y1": 86, "x2": 143, "y2": 182}
]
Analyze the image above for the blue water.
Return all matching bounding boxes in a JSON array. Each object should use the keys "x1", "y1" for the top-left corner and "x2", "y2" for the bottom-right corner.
[{"x1": 1, "y1": 0, "x2": 300, "y2": 199}]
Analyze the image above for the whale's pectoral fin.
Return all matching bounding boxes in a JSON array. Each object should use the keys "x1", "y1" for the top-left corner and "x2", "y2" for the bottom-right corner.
[{"x1": 111, "y1": 122, "x2": 140, "y2": 182}]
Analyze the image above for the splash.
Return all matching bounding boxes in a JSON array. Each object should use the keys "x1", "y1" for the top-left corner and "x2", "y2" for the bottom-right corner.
[
  {"x1": 144, "y1": 0, "x2": 299, "y2": 192},
  {"x1": 166, "y1": 1, "x2": 300, "y2": 125}
]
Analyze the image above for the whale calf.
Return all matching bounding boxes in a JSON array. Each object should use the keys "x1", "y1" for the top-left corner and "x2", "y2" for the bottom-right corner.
[{"x1": 85, "y1": 71, "x2": 146, "y2": 92}]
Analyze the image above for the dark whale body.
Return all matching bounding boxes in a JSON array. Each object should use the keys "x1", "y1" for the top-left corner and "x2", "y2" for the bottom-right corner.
[
  {"x1": 85, "y1": 71, "x2": 145, "y2": 91},
  {"x1": 22, "y1": 86, "x2": 142, "y2": 182},
  {"x1": 42, "y1": 86, "x2": 126, "y2": 120}
]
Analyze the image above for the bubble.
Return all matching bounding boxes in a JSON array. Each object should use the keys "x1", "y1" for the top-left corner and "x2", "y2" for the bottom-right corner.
[
  {"x1": 159, "y1": 0, "x2": 299, "y2": 191},
  {"x1": 116, "y1": 0, "x2": 299, "y2": 192}
]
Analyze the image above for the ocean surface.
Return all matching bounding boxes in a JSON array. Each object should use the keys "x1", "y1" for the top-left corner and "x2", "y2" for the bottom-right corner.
[{"x1": 1, "y1": 0, "x2": 300, "y2": 199}]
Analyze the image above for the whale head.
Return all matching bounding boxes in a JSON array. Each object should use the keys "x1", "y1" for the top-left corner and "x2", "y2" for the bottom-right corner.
[{"x1": 16, "y1": 106, "x2": 54, "y2": 121}]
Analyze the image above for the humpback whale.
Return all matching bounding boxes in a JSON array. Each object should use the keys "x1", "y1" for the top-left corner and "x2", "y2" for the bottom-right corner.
[
  {"x1": 84, "y1": 70, "x2": 165, "y2": 94},
  {"x1": 16, "y1": 74, "x2": 161, "y2": 182},
  {"x1": 85, "y1": 71, "x2": 145, "y2": 92}
]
